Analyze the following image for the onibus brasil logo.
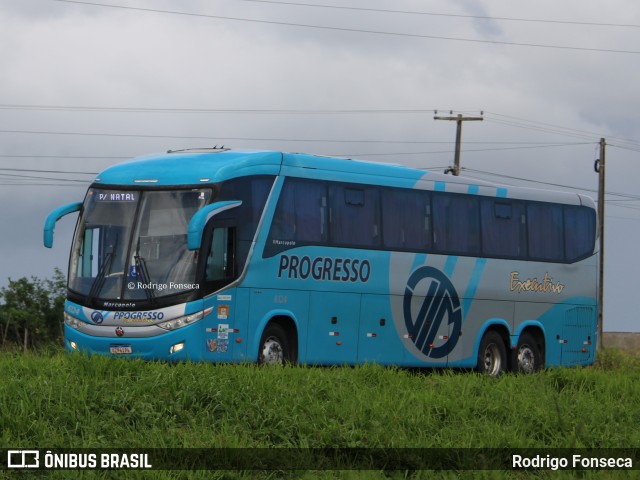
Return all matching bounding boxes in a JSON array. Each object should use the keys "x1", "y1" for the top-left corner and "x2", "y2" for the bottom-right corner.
[{"x1": 403, "y1": 266, "x2": 462, "y2": 359}]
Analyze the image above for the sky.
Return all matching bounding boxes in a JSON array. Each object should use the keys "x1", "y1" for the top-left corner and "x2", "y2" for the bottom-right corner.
[{"x1": 0, "y1": 0, "x2": 639, "y2": 332}]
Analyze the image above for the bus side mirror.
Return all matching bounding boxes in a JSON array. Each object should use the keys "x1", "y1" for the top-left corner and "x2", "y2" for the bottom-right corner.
[
  {"x1": 44, "y1": 201, "x2": 83, "y2": 248},
  {"x1": 187, "y1": 200, "x2": 242, "y2": 250}
]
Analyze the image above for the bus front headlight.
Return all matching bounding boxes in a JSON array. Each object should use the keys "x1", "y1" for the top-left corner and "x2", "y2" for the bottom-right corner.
[
  {"x1": 157, "y1": 308, "x2": 212, "y2": 331},
  {"x1": 64, "y1": 312, "x2": 83, "y2": 329}
]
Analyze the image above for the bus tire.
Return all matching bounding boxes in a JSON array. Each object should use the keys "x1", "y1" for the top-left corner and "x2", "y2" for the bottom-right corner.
[
  {"x1": 477, "y1": 331, "x2": 507, "y2": 376},
  {"x1": 514, "y1": 332, "x2": 542, "y2": 374},
  {"x1": 258, "y1": 323, "x2": 291, "y2": 366}
]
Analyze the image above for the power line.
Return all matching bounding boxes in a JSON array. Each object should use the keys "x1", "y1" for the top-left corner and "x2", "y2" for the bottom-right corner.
[
  {"x1": 0, "y1": 167, "x2": 97, "y2": 175},
  {"x1": 609, "y1": 143, "x2": 640, "y2": 153},
  {"x1": 462, "y1": 167, "x2": 640, "y2": 201},
  {"x1": 47, "y1": 0, "x2": 640, "y2": 55},
  {"x1": 0, "y1": 128, "x2": 596, "y2": 148},
  {"x1": 462, "y1": 167, "x2": 596, "y2": 191},
  {"x1": 232, "y1": 0, "x2": 640, "y2": 29},
  {"x1": 0, "y1": 104, "x2": 442, "y2": 114},
  {"x1": 1, "y1": 161, "x2": 638, "y2": 207},
  {"x1": 607, "y1": 215, "x2": 640, "y2": 221},
  {"x1": 484, "y1": 118, "x2": 598, "y2": 142},
  {"x1": 3, "y1": 105, "x2": 625, "y2": 148},
  {"x1": 485, "y1": 112, "x2": 640, "y2": 147},
  {"x1": 0, "y1": 172, "x2": 90, "y2": 183},
  {"x1": 0, "y1": 154, "x2": 130, "y2": 159},
  {"x1": 0, "y1": 127, "x2": 453, "y2": 143},
  {"x1": 335, "y1": 143, "x2": 593, "y2": 157},
  {"x1": 1, "y1": 103, "x2": 635, "y2": 147},
  {"x1": 0, "y1": 183, "x2": 87, "y2": 187}
]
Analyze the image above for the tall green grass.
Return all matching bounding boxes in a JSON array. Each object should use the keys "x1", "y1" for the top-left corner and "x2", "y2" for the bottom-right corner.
[{"x1": 1, "y1": 348, "x2": 639, "y2": 479}]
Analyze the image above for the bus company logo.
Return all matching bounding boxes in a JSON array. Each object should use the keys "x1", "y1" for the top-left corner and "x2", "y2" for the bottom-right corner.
[
  {"x1": 90, "y1": 311, "x2": 104, "y2": 324},
  {"x1": 115, "y1": 327, "x2": 124, "y2": 337},
  {"x1": 403, "y1": 266, "x2": 462, "y2": 359}
]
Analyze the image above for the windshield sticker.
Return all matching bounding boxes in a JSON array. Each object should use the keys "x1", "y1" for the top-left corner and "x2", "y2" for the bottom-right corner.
[
  {"x1": 510, "y1": 271, "x2": 565, "y2": 294},
  {"x1": 96, "y1": 192, "x2": 137, "y2": 202}
]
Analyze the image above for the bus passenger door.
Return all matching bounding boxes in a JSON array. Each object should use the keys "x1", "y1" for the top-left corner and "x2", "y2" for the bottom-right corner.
[
  {"x1": 200, "y1": 221, "x2": 239, "y2": 361},
  {"x1": 306, "y1": 292, "x2": 360, "y2": 365},
  {"x1": 358, "y1": 294, "x2": 404, "y2": 365}
]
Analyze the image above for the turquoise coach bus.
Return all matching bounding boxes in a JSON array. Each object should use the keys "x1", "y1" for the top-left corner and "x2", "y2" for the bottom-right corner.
[{"x1": 44, "y1": 148, "x2": 597, "y2": 374}]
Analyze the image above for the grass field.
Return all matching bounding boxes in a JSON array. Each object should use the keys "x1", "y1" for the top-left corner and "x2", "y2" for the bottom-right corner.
[{"x1": 1, "y1": 348, "x2": 639, "y2": 479}]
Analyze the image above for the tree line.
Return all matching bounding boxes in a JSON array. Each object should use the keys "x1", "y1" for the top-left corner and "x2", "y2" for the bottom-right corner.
[{"x1": 0, "y1": 269, "x2": 66, "y2": 350}]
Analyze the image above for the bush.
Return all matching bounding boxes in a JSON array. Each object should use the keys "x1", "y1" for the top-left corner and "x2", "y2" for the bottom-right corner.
[{"x1": 0, "y1": 268, "x2": 66, "y2": 350}]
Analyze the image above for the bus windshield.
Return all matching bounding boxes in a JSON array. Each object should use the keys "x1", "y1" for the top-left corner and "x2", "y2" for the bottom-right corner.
[{"x1": 69, "y1": 188, "x2": 211, "y2": 303}]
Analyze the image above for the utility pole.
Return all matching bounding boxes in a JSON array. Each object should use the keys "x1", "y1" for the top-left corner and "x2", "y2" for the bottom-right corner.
[
  {"x1": 595, "y1": 138, "x2": 606, "y2": 353},
  {"x1": 434, "y1": 111, "x2": 484, "y2": 175}
]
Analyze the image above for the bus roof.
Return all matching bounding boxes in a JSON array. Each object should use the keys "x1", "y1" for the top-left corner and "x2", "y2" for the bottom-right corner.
[{"x1": 92, "y1": 149, "x2": 593, "y2": 208}]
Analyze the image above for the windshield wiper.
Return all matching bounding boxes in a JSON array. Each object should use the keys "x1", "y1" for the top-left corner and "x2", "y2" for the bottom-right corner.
[
  {"x1": 135, "y1": 255, "x2": 157, "y2": 306},
  {"x1": 86, "y1": 235, "x2": 118, "y2": 304}
]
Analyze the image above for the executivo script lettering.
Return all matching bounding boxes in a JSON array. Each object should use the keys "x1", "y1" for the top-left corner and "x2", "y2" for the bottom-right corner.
[{"x1": 510, "y1": 271, "x2": 565, "y2": 294}]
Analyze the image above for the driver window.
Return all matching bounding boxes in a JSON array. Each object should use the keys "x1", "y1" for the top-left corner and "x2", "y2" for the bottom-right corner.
[{"x1": 206, "y1": 227, "x2": 237, "y2": 282}]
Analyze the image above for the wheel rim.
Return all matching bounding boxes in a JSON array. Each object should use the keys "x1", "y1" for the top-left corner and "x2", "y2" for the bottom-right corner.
[
  {"x1": 261, "y1": 337, "x2": 284, "y2": 365},
  {"x1": 483, "y1": 343, "x2": 502, "y2": 376},
  {"x1": 517, "y1": 345, "x2": 536, "y2": 373}
]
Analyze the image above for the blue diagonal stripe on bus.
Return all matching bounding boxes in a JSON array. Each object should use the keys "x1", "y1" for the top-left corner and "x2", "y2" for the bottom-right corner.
[
  {"x1": 443, "y1": 256, "x2": 458, "y2": 277},
  {"x1": 497, "y1": 187, "x2": 508, "y2": 198},
  {"x1": 462, "y1": 258, "x2": 487, "y2": 321},
  {"x1": 435, "y1": 181, "x2": 446, "y2": 192},
  {"x1": 468, "y1": 185, "x2": 479, "y2": 195},
  {"x1": 411, "y1": 253, "x2": 427, "y2": 271}
]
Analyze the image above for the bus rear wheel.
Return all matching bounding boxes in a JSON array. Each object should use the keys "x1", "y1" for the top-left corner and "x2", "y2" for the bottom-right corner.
[
  {"x1": 477, "y1": 331, "x2": 507, "y2": 376},
  {"x1": 258, "y1": 323, "x2": 291, "y2": 366},
  {"x1": 514, "y1": 332, "x2": 542, "y2": 374}
]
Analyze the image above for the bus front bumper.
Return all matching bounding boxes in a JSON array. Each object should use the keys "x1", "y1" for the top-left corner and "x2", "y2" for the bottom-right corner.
[{"x1": 64, "y1": 323, "x2": 202, "y2": 361}]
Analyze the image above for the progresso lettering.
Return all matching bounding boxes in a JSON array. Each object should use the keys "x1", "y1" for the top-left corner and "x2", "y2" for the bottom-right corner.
[
  {"x1": 113, "y1": 311, "x2": 165, "y2": 321},
  {"x1": 278, "y1": 255, "x2": 371, "y2": 283}
]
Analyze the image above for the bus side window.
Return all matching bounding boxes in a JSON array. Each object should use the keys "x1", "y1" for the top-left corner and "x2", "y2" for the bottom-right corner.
[
  {"x1": 329, "y1": 184, "x2": 381, "y2": 248},
  {"x1": 206, "y1": 227, "x2": 237, "y2": 282},
  {"x1": 266, "y1": 179, "x2": 327, "y2": 256},
  {"x1": 564, "y1": 206, "x2": 596, "y2": 262},
  {"x1": 480, "y1": 199, "x2": 526, "y2": 258},
  {"x1": 382, "y1": 189, "x2": 431, "y2": 251},
  {"x1": 527, "y1": 203, "x2": 564, "y2": 261},
  {"x1": 432, "y1": 193, "x2": 480, "y2": 256}
]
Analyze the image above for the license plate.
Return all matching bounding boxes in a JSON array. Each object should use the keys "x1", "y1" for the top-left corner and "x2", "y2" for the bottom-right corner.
[{"x1": 110, "y1": 345, "x2": 132, "y2": 354}]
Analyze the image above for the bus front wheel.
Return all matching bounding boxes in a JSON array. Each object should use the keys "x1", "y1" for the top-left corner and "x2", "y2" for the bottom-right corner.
[
  {"x1": 477, "y1": 331, "x2": 507, "y2": 376},
  {"x1": 258, "y1": 323, "x2": 291, "y2": 366}
]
